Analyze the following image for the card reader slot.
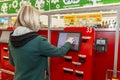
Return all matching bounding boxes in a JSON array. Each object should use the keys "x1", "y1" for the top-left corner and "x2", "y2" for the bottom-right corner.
[
  {"x1": 3, "y1": 47, "x2": 8, "y2": 52},
  {"x1": 78, "y1": 54, "x2": 86, "y2": 63},
  {"x1": 3, "y1": 56, "x2": 9, "y2": 60},
  {"x1": 63, "y1": 67, "x2": 73, "y2": 74},
  {"x1": 64, "y1": 56, "x2": 72, "y2": 62},
  {"x1": 82, "y1": 36, "x2": 91, "y2": 42},
  {"x1": 75, "y1": 70, "x2": 84, "y2": 78},
  {"x1": 72, "y1": 61, "x2": 81, "y2": 66}
]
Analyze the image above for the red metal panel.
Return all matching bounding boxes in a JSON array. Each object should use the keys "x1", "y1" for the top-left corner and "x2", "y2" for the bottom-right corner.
[
  {"x1": 50, "y1": 27, "x2": 95, "y2": 80},
  {"x1": 38, "y1": 30, "x2": 48, "y2": 38},
  {"x1": 0, "y1": 44, "x2": 14, "y2": 71},
  {"x1": 93, "y1": 31, "x2": 115, "y2": 80},
  {"x1": 1, "y1": 72, "x2": 14, "y2": 80}
]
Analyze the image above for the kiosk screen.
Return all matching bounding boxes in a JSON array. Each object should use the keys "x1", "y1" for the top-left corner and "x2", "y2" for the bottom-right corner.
[
  {"x1": 0, "y1": 30, "x2": 12, "y2": 43},
  {"x1": 57, "y1": 32, "x2": 82, "y2": 51}
]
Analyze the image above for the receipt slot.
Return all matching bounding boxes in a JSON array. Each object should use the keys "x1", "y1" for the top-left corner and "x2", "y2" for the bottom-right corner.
[
  {"x1": 72, "y1": 61, "x2": 81, "y2": 66},
  {"x1": 95, "y1": 38, "x2": 108, "y2": 52},
  {"x1": 75, "y1": 70, "x2": 84, "y2": 78},
  {"x1": 78, "y1": 54, "x2": 87, "y2": 63},
  {"x1": 64, "y1": 56, "x2": 72, "y2": 62},
  {"x1": 3, "y1": 47, "x2": 8, "y2": 52},
  {"x1": 63, "y1": 67, "x2": 74, "y2": 74}
]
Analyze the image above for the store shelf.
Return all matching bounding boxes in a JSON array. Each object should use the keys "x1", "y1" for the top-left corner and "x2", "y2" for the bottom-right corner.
[
  {"x1": 95, "y1": 28, "x2": 117, "y2": 31},
  {"x1": 41, "y1": 26, "x2": 65, "y2": 30},
  {"x1": 0, "y1": 3, "x2": 119, "y2": 17},
  {"x1": 0, "y1": 14, "x2": 16, "y2": 17},
  {"x1": 41, "y1": 3, "x2": 120, "y2": 15},
  {"x1": 40, "y1": 27, "x2": 119, "y2": 31}
]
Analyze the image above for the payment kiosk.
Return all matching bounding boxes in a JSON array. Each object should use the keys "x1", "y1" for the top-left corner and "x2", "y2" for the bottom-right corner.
[
  {"x1": 0, "y1": 30, "x2": 14, "y2": 80},
  {"x1": 95, "y1": 38, "x2": 108, "y2": 52},
  {"x1": 50, "y1": 27, "x2": 95, "y2": 80},
  {"x1": 0, "y1": 27, "x2": 94, "y2": 80}
]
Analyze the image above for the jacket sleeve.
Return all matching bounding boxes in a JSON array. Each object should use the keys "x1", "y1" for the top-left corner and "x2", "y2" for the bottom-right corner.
[
  {"x1": 8, "y1": 43, "x2": 15, "y2": 66},
  {"x1": 39, "y1": 37, "x2": 72, "y2": 57}
]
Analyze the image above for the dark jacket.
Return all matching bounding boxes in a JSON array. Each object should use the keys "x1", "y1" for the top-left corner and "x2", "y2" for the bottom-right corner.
[{"x1": 8, "y1": 32, "x2": 71, "y2": 80}]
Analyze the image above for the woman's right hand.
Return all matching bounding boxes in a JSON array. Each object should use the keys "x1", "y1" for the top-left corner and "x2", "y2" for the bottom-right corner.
[{"x1": 66, "y1": 37, "x2": 74, "y2": 44}]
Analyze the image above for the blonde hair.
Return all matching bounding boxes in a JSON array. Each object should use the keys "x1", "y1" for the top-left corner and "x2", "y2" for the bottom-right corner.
[{"x1": 14, "y1": 5, "x2": 41, "y2": 31}]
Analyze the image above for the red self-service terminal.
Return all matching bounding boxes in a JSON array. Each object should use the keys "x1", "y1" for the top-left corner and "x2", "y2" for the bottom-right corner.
[
  {"x1": 0, "y1": 30, "x2": 14, "y2": 80},
  {"x1": 50, "y1": 27, "x2": 94, "y2": 80}
]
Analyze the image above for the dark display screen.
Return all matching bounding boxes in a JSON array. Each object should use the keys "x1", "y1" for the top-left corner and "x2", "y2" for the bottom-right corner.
[
  {"x1": 96, "y1": 39, "x2": 106, "y2": 45},
  {"x1": 95, "y1": 38, "x2": 108, "y2": 52}
]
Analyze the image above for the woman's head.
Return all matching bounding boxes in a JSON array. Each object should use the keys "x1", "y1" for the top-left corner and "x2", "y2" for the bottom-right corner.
[{"x1": 14, "y1": 5, "x2": 41, "y2": 31}]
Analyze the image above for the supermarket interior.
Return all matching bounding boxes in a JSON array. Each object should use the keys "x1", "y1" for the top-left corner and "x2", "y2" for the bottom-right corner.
[{"x1": 0, "y1": 0, "x2": 120, "y2": 80}]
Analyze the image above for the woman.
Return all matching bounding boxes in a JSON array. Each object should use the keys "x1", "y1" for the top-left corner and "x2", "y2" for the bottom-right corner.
[{"x1": 8, "y1": 5, "x2": 73, "y2": 80}]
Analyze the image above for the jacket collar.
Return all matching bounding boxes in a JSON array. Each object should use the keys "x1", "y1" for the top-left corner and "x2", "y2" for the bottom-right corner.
[{"x1": 10, "y1": 32, "x2": 38, "y2": 48}]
